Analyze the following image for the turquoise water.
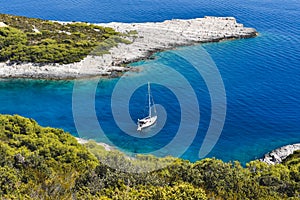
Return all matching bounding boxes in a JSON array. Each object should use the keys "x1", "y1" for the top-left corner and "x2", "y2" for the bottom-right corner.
[{"x1": 0, "y1": 0, "x2": 299, "y2": 164}]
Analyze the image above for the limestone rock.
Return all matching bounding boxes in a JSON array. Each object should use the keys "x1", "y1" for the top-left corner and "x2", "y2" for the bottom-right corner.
[{"x1": 260, "y1": 143, "x2": 300, "y2": 165}]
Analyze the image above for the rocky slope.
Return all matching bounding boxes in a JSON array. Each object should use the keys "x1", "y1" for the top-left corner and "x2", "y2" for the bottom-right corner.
[{"x1": 260, "y1": 143, "x2": 300, "y2": 165}]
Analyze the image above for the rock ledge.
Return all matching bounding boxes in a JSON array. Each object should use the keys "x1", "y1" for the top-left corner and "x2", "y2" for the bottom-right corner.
[{"x1": 260, "y1": 143, "x2": 300, "y2": 165}]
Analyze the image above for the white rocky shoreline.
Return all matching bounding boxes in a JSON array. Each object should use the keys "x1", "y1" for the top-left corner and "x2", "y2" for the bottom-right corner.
[
  {"x1": 260, "y1": 143, "x2": 300, "y2": 165},
  {"x1": 0, "y1": 16, "x2": 257, "y2": 79}
]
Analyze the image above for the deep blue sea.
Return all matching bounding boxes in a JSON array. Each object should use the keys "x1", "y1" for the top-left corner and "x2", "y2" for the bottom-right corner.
[{"x1": 0, "y1": 0, "x2": 299, "y2": 164}]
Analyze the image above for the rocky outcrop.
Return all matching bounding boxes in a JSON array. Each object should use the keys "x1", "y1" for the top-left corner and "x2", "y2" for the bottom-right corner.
[
  {"x1": 98, "y1": 16, "x2": 257, "y2": 66},
  {"x1": 260, "y1": 143, "x2": 300, "y2": 165},
  {"x1": 0, "y1": 56, "x2": 130, "y2": 79},
  {"x1": 75, "y1": 137, "x2": 113, "y2": 151},
  {"x1": 0, "y1": 16, "x2": 257, "y2": 79},
  {"x1": 0, "y1": 22, "x2": 8, "y2": 27}
]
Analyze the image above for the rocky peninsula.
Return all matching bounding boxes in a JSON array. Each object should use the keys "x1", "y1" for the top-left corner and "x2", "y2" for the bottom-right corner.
[
  {"x1": 0, "y1": 16, "x2": 257, "y2": 79},
  {"x1": 260, "y1": 143, "x2": 300, "y2": 165}
]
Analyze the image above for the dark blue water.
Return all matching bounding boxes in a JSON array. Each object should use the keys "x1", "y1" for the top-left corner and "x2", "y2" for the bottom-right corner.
[{"x1": 0, "y1": 0, "x2": 299, "y2": 164}]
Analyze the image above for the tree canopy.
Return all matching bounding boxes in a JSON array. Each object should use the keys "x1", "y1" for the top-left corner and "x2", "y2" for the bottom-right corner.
[
  {"x1": 0, "y1": 14, "x2": 132, "y2": 64},
  {"x1": 0, "y1": 114, "x2": 299, "y2": 199}
]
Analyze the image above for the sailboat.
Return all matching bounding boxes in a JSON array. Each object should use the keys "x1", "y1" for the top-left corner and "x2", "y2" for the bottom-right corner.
[{"x1": 137, "y1": 82, "x2": 157, "y2": 131}]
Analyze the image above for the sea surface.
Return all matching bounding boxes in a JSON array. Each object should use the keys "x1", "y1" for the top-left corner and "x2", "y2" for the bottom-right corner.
[{"x1": 0, "y1": 0, "x2": 299, "y2": 164}]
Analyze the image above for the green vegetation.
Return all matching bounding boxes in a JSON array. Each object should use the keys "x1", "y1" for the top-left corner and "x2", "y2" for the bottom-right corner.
[
  {"x1": 0, "y1": 114, "x2": 299, "y2": 199},
  {"x1": 0, "y1": 114, "x2": 98, "y2": 199},
  {"x1": 0, "y1": 14, "x2": 131, "y2": 64}
]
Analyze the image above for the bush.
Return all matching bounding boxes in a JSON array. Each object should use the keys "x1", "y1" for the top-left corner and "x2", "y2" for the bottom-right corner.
[
  {"x1": 0, "y1": 114, "x2": 299, "y2": 199},
  {"x1": 0, "y1": 14, "x2": 130, "y2": 64}
]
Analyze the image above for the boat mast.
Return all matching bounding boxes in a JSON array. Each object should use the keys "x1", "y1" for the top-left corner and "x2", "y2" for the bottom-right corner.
[{"x1": 148, "y1": 82, "x2": 151, "y2": 117}]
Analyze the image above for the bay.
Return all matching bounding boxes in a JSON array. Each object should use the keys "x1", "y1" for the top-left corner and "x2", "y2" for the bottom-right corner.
[{"x1": 0, "y1": 0, "x2": 299, "y2": 164}]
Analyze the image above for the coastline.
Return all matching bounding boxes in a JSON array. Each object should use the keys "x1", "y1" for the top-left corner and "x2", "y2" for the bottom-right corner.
[
  {"x1": 260, "y1": 143, "x2": 300, "y2": 165},
  {"x1": 75, "y1": 135, "x2": 300, "y2": 165},
  {"x1": 75, "y1": 137, "x2": 114, "y2": 151},
  {"x1": 0, "y1": 16, "x2": 257, "y2": 79}
]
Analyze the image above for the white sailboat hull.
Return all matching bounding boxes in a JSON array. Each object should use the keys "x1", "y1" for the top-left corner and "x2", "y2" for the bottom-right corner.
[{"x1": 137, "y1": 115, "x2": 157, "y2": 131}]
